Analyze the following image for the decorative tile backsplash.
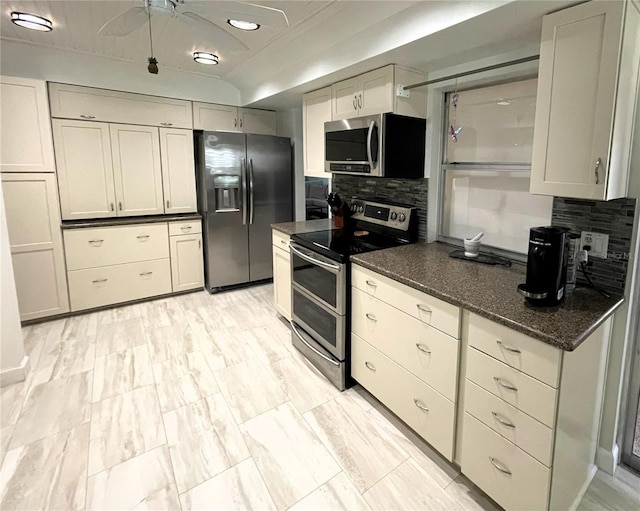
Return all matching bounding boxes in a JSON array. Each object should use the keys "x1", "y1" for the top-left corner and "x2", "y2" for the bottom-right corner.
[
  {"x1": 552, "y1": 197, "x2": 636, "y2": 293},
  {"x1": 331, "y1": 175, "x2": 428, "y2": 241}
]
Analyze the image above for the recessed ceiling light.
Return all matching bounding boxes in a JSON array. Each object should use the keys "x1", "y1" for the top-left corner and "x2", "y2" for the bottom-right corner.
[
  {"x1": 227, "y1": 19, "x2": 260, "y2": 31},
  {"x1": 496, "y1": 99, "x2": 511, "y2": 106},
  {"x1": 10, "y1": 12, "x2": 52, "y2": 32},
  {"x1": 193, "y1": 52, "x2": 219, "y2": 65}
]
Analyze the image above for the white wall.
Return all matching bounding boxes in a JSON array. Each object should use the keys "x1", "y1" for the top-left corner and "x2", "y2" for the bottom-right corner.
[
  {"x1": 276, "y1": 108, "x2": 305, "y2": 221},
  {"x1": 0, "y1": 180, "x2": 28, "y2": 387}
]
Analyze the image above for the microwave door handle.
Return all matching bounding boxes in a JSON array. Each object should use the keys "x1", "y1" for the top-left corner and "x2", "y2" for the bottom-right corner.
[
  {"x1": 290, "y1": 244, "x2": 341, "y2": 273},
  {"x1": 241, "y1": 158, "x2": 247, "y2": 225},
  {"x1": 366, "y1": 120, "x2": 376, "y2": 169}
]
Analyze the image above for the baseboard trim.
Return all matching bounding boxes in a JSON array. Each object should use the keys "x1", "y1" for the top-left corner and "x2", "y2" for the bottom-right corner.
[
  {"x1": 596, "y1": 444, "x2": 620, "y2": 475},
  {"x1": 566, "y1": 464, "x2": 598, "y2": 511},
  {"x1": 0, "y1": 355, "x2": 30, "y2": 387}
]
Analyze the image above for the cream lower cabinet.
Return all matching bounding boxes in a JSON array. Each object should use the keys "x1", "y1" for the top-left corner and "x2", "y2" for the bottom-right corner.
[
  {"x1": 192, "y1": 102, "x2": 277, "y2": 135},
  {"x1": 1, "y1": 173, "x2": 69, "y2": 320},
  {"x1": 160, "y1": 128, "x2": 197, "y2": 214},
  {"x1": 350, "y1": 264, "x2": 460, "y2": 461},
  {"x1": 169, "y1": 220, "x2": 203, "y2": 292},
  {"x1": 272, "y1": 229, "x2": 291, "y2": 320}
]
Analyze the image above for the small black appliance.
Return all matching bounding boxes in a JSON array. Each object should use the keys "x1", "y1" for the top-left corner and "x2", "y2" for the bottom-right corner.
[{"x1": 517, "y1": 226, "x2": 570, "y2": 306}]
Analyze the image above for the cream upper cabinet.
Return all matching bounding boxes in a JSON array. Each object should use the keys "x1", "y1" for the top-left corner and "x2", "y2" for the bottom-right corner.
[
  {"x1": 48, "y1": 82, "x2": 192, "y2": 128},
  {"x1": 110, "y1": 124, "x2": 164, "y2": 216},
  {"x1": 331, "y1": 75, "x2": 362, "y2": 120},
  {"x1": 530, "y1": 0, "x2": 640, "y2": 200},
  {"x1": 159, "y1": 128, "x2": 197, "y2": 213},
  {"x1": 239, "y1": 108, "x2": 277, "y2": 135},
  {"x1": 0, "y1": 76, "x2": 56, "y2": 173},
  {"x1": 192, "y1": 102, "x2": 276, "y2": 134},
  {"x1": 1, "y1": 173, "x2": 69, "y2": 320},
  {"x1": 358, "y1": 66, "x2": 395, "y2": 117},
  {"x1": 303, "y1": 87, "x2": 332, "y2": 178},
  {"x1": 53, "y1": 119, "x2": 116, "y2": 219}
]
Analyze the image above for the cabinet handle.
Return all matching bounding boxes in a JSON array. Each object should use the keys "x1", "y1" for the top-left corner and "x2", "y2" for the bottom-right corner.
[
  {"x1": 181, "y1": 226, "x2": 192, "y2": 233},
  {"x1": 80, "y1": 114, "x2": 95, "y2": 119},
  {"x1": 491, "y1": 411, "x2": 516, "y2": 428},
  {"x1": 280, "y1": 239, "x2": 286, "y2": 245},
  {"x1": 415, "y1": 343, "x2": 431, "y2": 354},
  {"x1": 88, "y1": 239, "x2": 104, "y2": 247},
  {"x1": 92, "y1": 278, "x2": 107, "y2": 284},
  {"x1": 413, "y1": 399, "x2": 429, "y2": 412},
  {"x1": 234, "y1": 118, "x2": 237, "y2": 128},
  {"x1": 160, "y1": 122, "x2": 173, "y2": 126},
  {"x1": 118, "y1": 202, "x2": 122, "y2": 211},
  {"x1": 166, "y1": 200, "x2": 170, "y2": 209},
  {"x1": 594, "y1": 157, "x2": 601, "y2": 185},
  {"x1": 110, "y1": 202, "x2": 114, "y2": 212},
  {"x1": 358, "y1": 94, "x2": 362, "y2": 109},
  {"x1": 488, "y1": 457, "x2": 512, "y2": 475},
  {"x1": 198, "y1": 239, "x2": 201, "y2": 249},
  {"x1": 239, "y1": 118, "x2": 243, "y2": 128},
  {"x1": 137, "y1": 235, "x2": 150, "y2": 241},
  {"x1": 139, "y1": 271, "x2": 153, "y2": 276},
  {"x1": 353, "y1": 96, "x2": 357, "y2": 110},
  {"x1": 496, "y1": 341, "x2": 521, "y2": 354},
  {"x1": 493, "y1": 376, "x2": 518, "y2": 392},
  {"x1": 365, "y1": 361, "x2": 376, "y2": 372},
  {"x1": 365, "y1": 313, "x2": 377, "y2": 321},
  {"x1": 365, "y1": 280, "x2": 377, "y2": 287},
  {"x1": 416, "y1": 304, "x2": 431, "y2": 314}
]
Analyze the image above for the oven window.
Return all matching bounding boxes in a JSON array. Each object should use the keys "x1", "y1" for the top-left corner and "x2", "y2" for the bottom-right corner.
[
  {"x1": 291, "y1": 254, "x2": 338, "y2": 309},
  {"x1": 292, "y1": 289, "x2": 338, "y2": 349}
]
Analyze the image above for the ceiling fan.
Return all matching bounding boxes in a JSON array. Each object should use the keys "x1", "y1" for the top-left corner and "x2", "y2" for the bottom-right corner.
[{"x1": 98, "y1": 0, "x2": 290, "y2": 52}]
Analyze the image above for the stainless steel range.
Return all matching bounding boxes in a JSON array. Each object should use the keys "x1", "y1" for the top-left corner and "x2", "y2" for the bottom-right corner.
[{"x1": 289, "y1": 198, "x2": 418, "y2": 390}]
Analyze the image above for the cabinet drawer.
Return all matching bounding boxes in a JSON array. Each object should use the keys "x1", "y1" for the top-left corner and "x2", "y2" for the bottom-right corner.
[
  {"x1": 68, "y1": 258, "x2": 171, "y2": 311},
  {"x1": 352, "y1": 287, "x2": 459, "y2": 401},
  {"x1": 64, "y1": 224, "x2": 169, "y2": 270},
  {"x1": 272, "y1": 230, "x2": 290, "y2": 250},
  {"x1": 464, "y1": 380, "x2": 554, "y2": 466},
  {"x1": 169, "y1": 220, "x2": 201, "y2": 236},
  {"x1": 467, "y1": 348, "x2": 557, "y2": 427},
  {"x1": 351, "y1": 334, "x2": 455, "y2": 460},
  {"x1": 462, "y1": 413, "x2": 550, "y2": 511},
  {"x1": 468, "y1": 313, "x2": 561, "y2": 387},
  {"x1": 352, "y1": 265, "x2": 460, "y2": 338}
]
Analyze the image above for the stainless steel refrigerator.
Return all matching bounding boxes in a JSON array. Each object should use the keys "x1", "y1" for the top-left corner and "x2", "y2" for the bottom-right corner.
[{"x1": 195, "y1": 131, "x2": 293, "y2": 291}]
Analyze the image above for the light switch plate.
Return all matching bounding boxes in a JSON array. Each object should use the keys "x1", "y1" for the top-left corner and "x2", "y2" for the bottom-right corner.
[{"x1": 580, "y1": 231, "x2": 609, "y2": 259}]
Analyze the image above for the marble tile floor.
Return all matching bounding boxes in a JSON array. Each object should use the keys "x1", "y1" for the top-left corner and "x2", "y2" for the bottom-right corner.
[{"x1": 0, "y1": 284, "x2": 638, "y2": 511}]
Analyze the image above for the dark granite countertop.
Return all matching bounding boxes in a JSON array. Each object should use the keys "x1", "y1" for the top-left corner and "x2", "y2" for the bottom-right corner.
[
  {"x1": 271, "y1": 219, "x2": 334, "y2": 236},
  {"x1": 62, "y1": 214, "x2": 202, "y2": 229},
  {"x1": 351, "y1": 242, "x2": 623, "y2": 351}
]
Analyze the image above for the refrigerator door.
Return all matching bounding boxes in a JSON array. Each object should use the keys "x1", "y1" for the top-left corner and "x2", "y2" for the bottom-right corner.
[
  {"x1": 201, "y1": 131, "x2": 249, "y2": 289},
  {"x1": 246, "y1": 134, "x2": 292, "y2": 281}
]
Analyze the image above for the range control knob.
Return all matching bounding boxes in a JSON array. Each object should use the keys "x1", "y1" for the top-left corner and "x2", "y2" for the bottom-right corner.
[
  {"x1": 358, "y1": 205, "x2": 364, "y2": 213},
  {"x1": 390, "y1": 212, "x2": 398, "y2": 220},
  {"x1": 398, "y1": 213, "x2": 406, "y2": 222},
  {"x1": 351, "y1": 204, "x2": 358, "y2": 213}
]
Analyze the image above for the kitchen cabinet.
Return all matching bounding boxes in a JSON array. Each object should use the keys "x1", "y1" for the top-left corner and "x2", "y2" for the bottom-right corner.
[
  {"x1": 530, "y1": 0, "x2": 640, "y2": 200},
  {"x1": 1, "y1": 173, "x2": 69, "y2": 320},
  {"x1": 192, "y1": 102, "x2": 277, "y2": 135},
  {"x1": 272, "y1": 229, "x2": 291, "y2": 320},
  {"x1": 331, "y1": 65, "x2": 427, "y2": 121},
  {"x1": 0, "y1": 76, "x2": 56, "y2": 173},
  {"x1": 169, "y1": 220, "x2": 203, "y2": 292},
  {"x1": 302, "y1": 87, "x2": 332, "y2": 178},
  {"x1": 159, "y1": 128, "x2": 197, "y2": 214},
  {"x1": 48, "y1": 82, "x2": 193, "y2": 129}
]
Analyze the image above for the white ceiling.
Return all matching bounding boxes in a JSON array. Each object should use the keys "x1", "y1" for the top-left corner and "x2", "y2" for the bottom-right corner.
[{"x1": 0, "y1": 0, "x2": 576, "y2": 109}]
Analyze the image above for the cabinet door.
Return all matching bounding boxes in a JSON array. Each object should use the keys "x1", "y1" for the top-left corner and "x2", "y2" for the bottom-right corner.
[
  {"x1": 331, "y1": 76, "x2": 360, "y2": 121},
  {"x1": 159, "y1": 128, "x2": 197, "y2": 213},
  {"x1": 53, "y1": 119, "x2": 116, "y2": 219},
  {"x1": 272, "y1": 244, "x2": 291, "y2": 320},
  {"x1": 303, "y1": 87, "x2": 332, "y2": 178},
  {"x1": 170, "y1": 233, "x2": 204, "y2": 292},
  {"x1": 1, "y1": 173, "x2": 69, "y2": 320},
  {"x1": 239, "y1": 108, "x2": 277, "y2": 135},
  {"x1": 0, "y1": 76, "x2": 56, "y2": 173},
  {"x1": 192, "y1": 102, "x2": 240, "y2": 132},
  {"x1": 110, "y1": 124, "x2": 164, "y2": 216},
  {"x1": 530, "y1": 0, "x2": 625, "y2": 199},
  {"x1": 358, "y1": 65, "x2": 394, "y2": 117}
]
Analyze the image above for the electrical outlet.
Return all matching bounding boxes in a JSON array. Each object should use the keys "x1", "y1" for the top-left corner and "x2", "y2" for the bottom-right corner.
[
  {"x1": 396, "y1": 85, "x2": 410, "y2": 98},
  {"x1": 580, "y1": 231, "x2": 609, "y2": 259}
]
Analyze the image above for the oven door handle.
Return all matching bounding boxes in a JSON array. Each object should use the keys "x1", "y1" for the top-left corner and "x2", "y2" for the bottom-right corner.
[
  {"x1": 290, "y1": 244, "x2": 341, "y2": 273},
  {"x1": 291, "y1": 322, "x2": 340, "y2": 366}
]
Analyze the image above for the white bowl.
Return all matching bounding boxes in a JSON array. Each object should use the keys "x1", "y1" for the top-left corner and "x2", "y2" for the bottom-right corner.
[{"x1": 464, "y1": 239, "x2": 480, "y2": 258}]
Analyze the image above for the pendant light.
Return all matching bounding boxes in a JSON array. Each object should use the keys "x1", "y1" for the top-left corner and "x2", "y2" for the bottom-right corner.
[{"x1": 147, "y1": 8, "x2": 158, "y2": 74}]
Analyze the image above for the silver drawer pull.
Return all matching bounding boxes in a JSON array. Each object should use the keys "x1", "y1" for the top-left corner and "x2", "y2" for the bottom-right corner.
[
  {"x1": 137, "y1": 235, "x2": 150, "y2": 241},
  {"x1": 415, "y1": 343, "x2": 431, "y2": 354},
  {"x1": 365, "y1": 280, "x2": 377, "y2": 287},
  {"x1": 416, "y1": 304, "x2": 432, "y2": 314},
  {"x1": 365, "y1": 313, "x2": 377, "y2": 321},
  {"x1": 180, "y1": 226, "x2": 192, "y2": 233},
  {"x1": 413, "y1": 399, "x2": 429, "y2": 412},
  {"x1": 489, "y1": 457, "x2": 512, "y2": 475},
  {"x1": 139, "y1": 271, "x2": 153, "y2": 277},
  {"x1": 160, "y1": 122, "x2": 173, "y2": 126},
  {"x1": 497, "y1": 341, "x2": 521, "y2": 354},
  {"x1": 88, "y1": 239, "x2": 104, "y2": 247},
  {"x1": 364, "y1": 361, "x2": 376, "y2": 372},
  {"x1": 280, "y1": 239, "x2": 286, "y2": 245},
  {"x1": 92, "y1": 278, "x2": 107, "y2": 284},
  {"x1": 493, "y1": 377, "x2": 518, "y2": 392},
  {"x1": 491, "y1": 411, "x2": 516, "y2": 428},
  {"x1": 80, "y1": 114, "x2": 95, "y2": 119}
]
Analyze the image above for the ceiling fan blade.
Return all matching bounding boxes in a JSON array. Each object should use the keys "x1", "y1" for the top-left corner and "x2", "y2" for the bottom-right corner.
[
  {"x1": 98, "y1": 7, "x2": 149, "y2": 36},
  {"x1": 178, "y1": 12, "x2": 249, "y2": 51},
  {"x1": 178, "y1": 2, "x2": 289, "y2": 28}
]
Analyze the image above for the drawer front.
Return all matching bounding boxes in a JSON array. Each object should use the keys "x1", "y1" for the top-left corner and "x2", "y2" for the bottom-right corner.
[
  {"x1": 351, "y1": 334, "x2": 455, "y2": 460},
  {"x1": 464, "y1": 380, "x2": 554, "y2": 466},
  {"x1": 68, "y1": 259, "x2": 171, "y2": 311},
  {"x1": 169, "y1": 220, "x2": 202, "y2": 236},
  {"x1": 467, "y1": 348, "x2": 557, "y2": 427},
  {"x1": 352, "y1": 287, "x2": 459, "y2": 401},
  {"x1": 272, "y1": 230, "x2": 290, "y2": 250},
  {"x1": 468, "y1": 313, "x2": 561, "y2": 387},
  {"x1": 64, "y1": 224, "x2": 169, "y2": 270},
  {"x1": 462, "y1": 413, "x2": 551, "y2": 511},
  {"x1": 352, "y1": 264, "x2": 460, "y2": 338}
]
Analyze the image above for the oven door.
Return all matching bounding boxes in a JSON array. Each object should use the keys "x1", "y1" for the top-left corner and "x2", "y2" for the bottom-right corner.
[{"x1": 324, "y1": 115, "x2": 380, "y2": 175}]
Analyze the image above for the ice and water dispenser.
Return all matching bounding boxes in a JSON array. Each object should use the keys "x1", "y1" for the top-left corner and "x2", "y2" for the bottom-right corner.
[{"x1": 211, "y1": 173, "x2": 241, "y2": 212}]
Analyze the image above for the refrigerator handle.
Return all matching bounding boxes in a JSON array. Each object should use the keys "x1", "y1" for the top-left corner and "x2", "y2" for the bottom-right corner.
[
  {"x1": 249, "y1": 159, "x2": 255, "y2": 224},
  {"x1": 241, "y1": 158, "x2": 247, "y2": 225}
]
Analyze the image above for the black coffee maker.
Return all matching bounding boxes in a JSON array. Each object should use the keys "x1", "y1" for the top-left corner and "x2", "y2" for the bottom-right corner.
[{"x1": 517, "y1": 226, "x2": 570, "y2": 305}]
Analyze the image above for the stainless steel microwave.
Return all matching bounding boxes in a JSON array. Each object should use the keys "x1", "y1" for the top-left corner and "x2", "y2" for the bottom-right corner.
[{"x1": 324, "y1": 112, "x2": 426, "y2": 178}]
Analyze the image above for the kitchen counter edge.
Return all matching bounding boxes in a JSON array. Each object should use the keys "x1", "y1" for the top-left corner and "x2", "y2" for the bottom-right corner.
[
  {"x1": 271, "y1": 219, "x2": 334, "y2": 236},
  {"x1": 62, "y1": 213, "x2": 203, "y2": 229}
]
